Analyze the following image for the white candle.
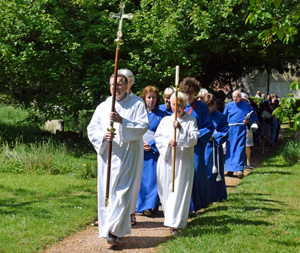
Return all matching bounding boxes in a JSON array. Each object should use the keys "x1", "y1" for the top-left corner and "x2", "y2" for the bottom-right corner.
[{"x1": 175, "y1": 65, "x2": 180, "y2": 87}]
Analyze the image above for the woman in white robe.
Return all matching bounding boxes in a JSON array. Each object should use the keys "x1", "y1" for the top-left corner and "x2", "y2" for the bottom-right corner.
[
  {"x1": 87, "y1": 74, "x2": 148, "y2": 245},
  {"x1": 155, "y1": 92, "x2": 199, "y2": 234}
]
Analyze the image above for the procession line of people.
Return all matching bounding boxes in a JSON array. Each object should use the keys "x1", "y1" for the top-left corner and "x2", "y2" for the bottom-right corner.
[{"x1": 87, "y1": 70, "x2": 254, "y2": 246}]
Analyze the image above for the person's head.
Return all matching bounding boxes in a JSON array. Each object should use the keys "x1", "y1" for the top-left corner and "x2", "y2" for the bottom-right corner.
[
  {"x1": 179, "y1": 77, "x2": 201, "y2": 104},
  {"x1": 256, "y1": 90, "x2": 261, "y2": 96},
  {"x1": 196, "y1": 88, "x2": 208, "y2": 101},
  {"x1": 241, "y1": 92, "x2": 250, "y2": 103},
  {"x1": 118, "y1": 69, "x2": 135, "y2": 93},
  {"x1": 163, "y1": 87, "x2": 174, "y2": 109},
  {"x1": 203, "y1": 93, "x2": 216, "y2": 114},
  {"x1": 109, "y1": 74, "x2": 128, "y2": 101},
  {"x1": 261, "y1": 93, "x2": 265, "y2": 99},
  {"x1": 232, "y1": 90, "x2": 241, "y2": 104},
  {"x1": 171, "y1": 92, "x2": 187, "y2": 118},
  {"x1": 267, "y1": 94, "x2": 272, "y2": 100},
  {"x1": 140, "y1": 86, "x2": 160, "y2": 111}
]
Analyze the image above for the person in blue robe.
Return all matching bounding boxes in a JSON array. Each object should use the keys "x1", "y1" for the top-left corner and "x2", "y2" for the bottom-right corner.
[
  {"x1": 137, "y1": 86, "x2": 167, "y2": 216},
  {"x1": 203, "y1": 93, "x2": 228, "y2": 203},
  {"x1": 158, "y1": 87, "x2": 174, "y2": 115},
  {"x1": 223, "y1": 90, "x2": 254, "y2": 179},
  {"x1": 180, "y1": 77, "x2": 214, "y2": 213}
]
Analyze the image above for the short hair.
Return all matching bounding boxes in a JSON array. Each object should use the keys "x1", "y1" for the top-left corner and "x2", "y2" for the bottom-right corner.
[
  {"x1": 163, "y1": 87, "x2": 174, "y2": 97},
  {"x1": 232, "y1": 90, "x2": 241, "y2": 97},
  {"x1": 118, "y1": 69, "x2": 135, "y2": 85},
  {"x1": 171, "y1": 91, "x2": 187, "y2": 108},
  {"x1": 179, "y1": 77, "x2": 201, "y2": 94},
  {"x1": 203, "y1": 93, "x2": 216, "y2": 107},
  {"x1": 110, "y1": 74, "x2": 128, "y2": 86},
  {"x1": 140, "y1": 86, "x2": 161, "y2": 108}
]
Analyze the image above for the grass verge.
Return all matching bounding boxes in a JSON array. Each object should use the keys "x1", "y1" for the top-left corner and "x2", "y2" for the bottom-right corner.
[
  {"x1": 0, "y1": 173, "x2": 97, "y2": 252},
  {"x1": 158, "y1": 143, "x2": 300, "y2": 252}
]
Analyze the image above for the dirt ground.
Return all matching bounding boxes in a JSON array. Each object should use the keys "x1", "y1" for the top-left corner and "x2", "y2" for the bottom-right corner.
[{"x1": 45, "y1": 129, "x2": 284, "y2": 253}]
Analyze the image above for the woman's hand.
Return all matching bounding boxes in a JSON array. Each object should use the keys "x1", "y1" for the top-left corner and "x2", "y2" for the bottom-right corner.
[{"x1": 144, "y1": 142, "x2": 152, "y2": 151}]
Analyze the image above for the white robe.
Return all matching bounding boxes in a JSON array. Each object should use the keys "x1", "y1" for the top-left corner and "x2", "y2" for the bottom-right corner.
[
  {"x1": 155, "y1": 112, "x2": 199, "y2": 229},
  {"x1": 128, "y1": 92, "x2": 145, "y2": 215},
  {"x1": 87, "y1": 94, "x2": 148, "y2": 238}
]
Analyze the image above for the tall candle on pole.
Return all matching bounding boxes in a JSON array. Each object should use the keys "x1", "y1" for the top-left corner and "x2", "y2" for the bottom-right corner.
[{"x1": 172, "y1": 65, "x2": 180, "y2": 192}]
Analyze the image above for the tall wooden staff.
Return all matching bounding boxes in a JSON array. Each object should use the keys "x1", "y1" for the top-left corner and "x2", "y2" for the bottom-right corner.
[
  {"x1": 172, "y1": 66, "x2": 180, "y2": 192},
  {"x1": 106, "y1": 3, "x2": 133, "y2": 207}
]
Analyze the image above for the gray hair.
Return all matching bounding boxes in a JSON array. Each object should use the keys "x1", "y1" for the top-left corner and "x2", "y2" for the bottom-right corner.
[
  {"x1": 198, "y1": 88, "x2": 208, "y2": 98},
  {"x1": 163, "y1": 87, "x2": 174, "y2": 97},
  {"x1": 118, "y1": 69, "x2": 135, "y2": 85},
  {"x1": 171, "y1": 91, "x2": 187, "y2": 108}
]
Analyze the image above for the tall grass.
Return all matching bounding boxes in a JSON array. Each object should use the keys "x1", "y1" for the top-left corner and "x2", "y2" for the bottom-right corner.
[{"x1": 0, "y1": 104, "x2": 97, "y2": 179}]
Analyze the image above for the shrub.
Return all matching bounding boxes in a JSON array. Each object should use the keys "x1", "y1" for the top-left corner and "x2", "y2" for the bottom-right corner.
[{"x1": 280, "y1": 140, "x2": 300, "y2": 165}]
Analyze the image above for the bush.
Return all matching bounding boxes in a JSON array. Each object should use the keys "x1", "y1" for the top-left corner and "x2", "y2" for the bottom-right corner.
[{"x1": 280, "y1": 140, "x2": 300, "y2": 165}]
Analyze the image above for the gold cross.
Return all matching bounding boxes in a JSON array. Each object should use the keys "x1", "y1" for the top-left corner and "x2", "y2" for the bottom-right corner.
[{"x1": 110, "y1": 3, "x2": 133, "y2": 40}]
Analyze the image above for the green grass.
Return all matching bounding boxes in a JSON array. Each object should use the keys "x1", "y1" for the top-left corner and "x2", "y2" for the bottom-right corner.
[
  {"x1": 0, "y1": 104, "x2": 97, "y2": 178},
  {"x1": 158, "y1": 144, "x2": 300, "y2": 252},
  {"x1": 0, "y1": 173, "x2": 97, "y2": 253}
]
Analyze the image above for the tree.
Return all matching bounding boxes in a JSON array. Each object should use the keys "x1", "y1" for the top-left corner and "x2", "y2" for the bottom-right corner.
[{"x1": 246, "y1": 0, "x2": 300, "y2": 45}]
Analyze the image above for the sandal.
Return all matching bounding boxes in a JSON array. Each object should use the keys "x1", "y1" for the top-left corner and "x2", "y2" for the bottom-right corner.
[
  {"x1": 93, "y1": 219, "x2": 98, "y2": 226},
  {"x1": 130, "y1": 214, "x2": 137, "y2": 226}
]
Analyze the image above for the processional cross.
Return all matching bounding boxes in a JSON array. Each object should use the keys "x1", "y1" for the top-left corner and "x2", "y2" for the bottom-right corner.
[
  {"x1": 109, "y1": 3, "x2": 133, "y2": 48},
  {"x1": 106, "y1": 3, "x2": 133, "y2": 207}
]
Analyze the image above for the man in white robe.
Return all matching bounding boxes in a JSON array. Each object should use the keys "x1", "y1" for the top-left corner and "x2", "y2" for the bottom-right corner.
[
  {"x1": 87, "y1": 74, "x2": 148, "y2": 245},
  {"x1": 155, "y1": 92, "x2": 199, "y2": 235},
  {"x1": 118, "y1": 69, "x2": 144, "y2": 226}
]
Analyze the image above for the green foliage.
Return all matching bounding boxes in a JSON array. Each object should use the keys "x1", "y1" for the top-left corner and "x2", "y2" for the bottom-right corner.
[
  {"x1": 280, "y1": 140, "x2": 300, "y2": 165},
  {"x1": 247, "y1": 0, "x2": 300, "y2": 45},
  {"x1": 250, "y1": 96, "x2": 263, "y2": 107},
  {"x1": 274, "y1": 80, "x2": 300, "y2": 128},
  {"x1": 0, "y1": 104, "x2": 97, "y2": 178},
  {"x1": 1, "y1": 0, "x2": 300, "y2": 125}
]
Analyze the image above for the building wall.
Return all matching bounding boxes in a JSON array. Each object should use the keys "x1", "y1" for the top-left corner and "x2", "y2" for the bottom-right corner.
[{"x1": 238, "y1": 70, "x2": 299, "y2": 98}]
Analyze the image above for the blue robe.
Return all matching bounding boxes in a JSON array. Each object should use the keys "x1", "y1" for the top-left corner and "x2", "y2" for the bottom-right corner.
[
  {"x1": 159, "y1": 104, "x2": 173, "y2": 115},
  {"x1": 223, "y1": 100, "x2": 254, "y2": 172},
  {"x1": 137, "y1": 108, "x2": 167, "y2": 213},
  {"x1": 186, "y1": 100, "x2": 214, "y2": 211},
  {"x1": 205, "y1": 109, "x2": 228, "y2": 203}
]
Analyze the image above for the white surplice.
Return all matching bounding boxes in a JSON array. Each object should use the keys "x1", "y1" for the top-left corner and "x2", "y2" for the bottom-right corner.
[
  {"x1": 128, "y1": 92, "x2": 145, "y2": 216},
  {"x1": 87, "y1": 94, "x2": 148, "y2": 238},
  {"x1": 155, "y1": 112, "x2": 199, "y2": 229}
]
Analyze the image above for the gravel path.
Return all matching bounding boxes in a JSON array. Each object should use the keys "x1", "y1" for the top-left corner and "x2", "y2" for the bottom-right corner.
[{"x1": 45, "y1": 129, "x2": 284, "y2": 252}]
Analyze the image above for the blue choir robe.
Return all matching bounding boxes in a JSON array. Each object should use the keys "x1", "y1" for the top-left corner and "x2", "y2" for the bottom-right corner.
[
  {"x1": 205, "y1": 109, "x2": 229, "y2": 203},
  {"x1": 159, "y1": 103, "x2": 173, "y2": 115},
  {"x1": 137, "y1": 108, "x2": 167, "y2": 213},
  {"x1": 185, "y1": 100, "x2": 214, "y2": 212},
  {"x1": 223, "y1": 100, "x2": 254, "y2": 172}
]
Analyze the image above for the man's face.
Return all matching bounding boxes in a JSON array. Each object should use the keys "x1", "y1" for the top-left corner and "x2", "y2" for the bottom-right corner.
[
  {"x1": 232, "y1": 92, "x2": 241, "y2": 104},
  {"x1": 184, "y1": 90, "x2": 197, "y2": 104},
  {"x1": 110, "y1": 76, "x2": 128, "y2": 100},
  {"x1": 164, "y1": 95, "x2": 171, "y2": 109}
]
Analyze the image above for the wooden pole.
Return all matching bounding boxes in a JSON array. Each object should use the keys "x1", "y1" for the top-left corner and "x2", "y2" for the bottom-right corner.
[
  {"x1": 172, "y1": 66, "x2": 180, "y2": 192},
  {"x1": 106, "y1": 3, "x2": 133, "y2": 207}
]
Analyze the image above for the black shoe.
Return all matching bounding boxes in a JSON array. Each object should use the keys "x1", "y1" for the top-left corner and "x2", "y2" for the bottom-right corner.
[
  {"x1": 106, "y1": 232, "x2": 119, "y2": 246},
  {"x1": 143, "y1": 209, "x2": 152, "y2": 216},
  {"x1": 226, "y1": 171, "x2": 234, "y2": 177},
  {"x1": 237, "y1": 170, "x2": 244, "y2": 179},
  {"x1": 189, "y1": 211, "x2": 197, "y2": 218},
  {"x1": 170, "y1": 228, "x2": 179, "y2": 235}
]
